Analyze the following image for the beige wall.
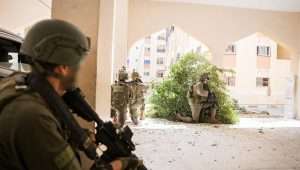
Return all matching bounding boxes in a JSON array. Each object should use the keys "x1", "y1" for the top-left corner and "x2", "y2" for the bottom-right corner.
[{"x1": 128, "y1": 0, "x2": 300, "y2": 67}]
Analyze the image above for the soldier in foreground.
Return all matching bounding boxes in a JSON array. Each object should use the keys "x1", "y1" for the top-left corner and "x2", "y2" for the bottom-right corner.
[
  {"x1": 0, "y1": 19, "x2": 139, "y2": 170},
  {"x1": 129, "y1": 70, "x2": 146, "y2": 124},
  {"x1": 176, "y1": 73, "x2": 219, "y2": 123},
  {"x1": 111, "y1": 67, "x2": 132, "y2": 127}
]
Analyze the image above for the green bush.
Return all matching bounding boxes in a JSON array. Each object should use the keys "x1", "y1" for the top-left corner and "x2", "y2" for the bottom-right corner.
[{"x1": 148, "y1": 53, "x2": 239, "y2": 124}]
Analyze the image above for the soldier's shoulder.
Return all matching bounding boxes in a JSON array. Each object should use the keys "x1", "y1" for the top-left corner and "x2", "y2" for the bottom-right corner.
[
  {"x1": 5, "y1": 89, "x2": 53, "y2": 119},
  {"x1": 119, "y1": 82, "x2": 131, "y2": 87}
]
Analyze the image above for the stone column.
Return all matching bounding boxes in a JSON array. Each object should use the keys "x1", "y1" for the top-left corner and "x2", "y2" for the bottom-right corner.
[
  {"x1": 52, "y1": 0, "x2": 100, "y2": 169},
  {"x1": 52, "y1": 0, "x2": 99, "y2": 107},
  {"x1": 96, "y1": 0, "x2": 115, "y2": 119},
  {"x1": 295, "y1": 56, "x2": 300, "y2": 120},
  {"x1": 96, "y1": 0, "x2": 129, "y2": 119},
  {"x1": 112, "y1": 0, "x2": 129, "y2": 80}
]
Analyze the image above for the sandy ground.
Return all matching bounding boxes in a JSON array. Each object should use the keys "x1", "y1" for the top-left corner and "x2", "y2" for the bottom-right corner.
[{"x1": 128, "y1": 116, "x2": 300, "y2": 170}]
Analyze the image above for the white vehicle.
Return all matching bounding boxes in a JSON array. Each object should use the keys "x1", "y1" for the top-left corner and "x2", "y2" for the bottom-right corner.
[{"x1": 0, "y1": 28, "x2": 30, "y2": 79}]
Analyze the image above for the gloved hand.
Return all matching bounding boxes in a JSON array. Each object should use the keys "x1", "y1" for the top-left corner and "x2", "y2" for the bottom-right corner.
[
  {"x1": 91, "y1": 157, "x2": 144, "y2": 170},
  {"x1": 111, "y1": 157, "x2": 142, "y2": 170}
]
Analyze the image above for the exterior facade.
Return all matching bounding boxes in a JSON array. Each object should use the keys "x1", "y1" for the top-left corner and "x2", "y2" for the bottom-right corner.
[{"x1": 222, "y1": 33, "x2": 294, "y2": 117}]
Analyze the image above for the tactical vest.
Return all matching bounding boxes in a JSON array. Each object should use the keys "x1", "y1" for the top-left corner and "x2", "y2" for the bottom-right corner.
[
  {"x1": 187, "y1": 82, "x2": 208, "y2": 105},
  {"x1": 130, "y1": 82, "x2": 145, "y2": 103},
  {"x1": 0, "y1": 73, "x2": 83, "y2": 159},
  {"x1": 111, "y1": 81, "x2": 130, "y2": 107}
]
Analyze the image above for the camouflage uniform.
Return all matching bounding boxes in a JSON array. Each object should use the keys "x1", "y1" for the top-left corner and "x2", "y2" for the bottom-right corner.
[
  {"x1": 177, "y1": 73, "x2": 218, "y2": 123},
  {"x1": 0, "y1": 74, "x2": 82, "y2": 170},
  {"x1": 111, "y1": 67, "x2": 132, "y2": 127},
  {"x1": 186, "y1": 81, "x2": 209, "y2": 122},
  {"x1": 129, "y1": 71, "x2": 146, "y2": 124}
]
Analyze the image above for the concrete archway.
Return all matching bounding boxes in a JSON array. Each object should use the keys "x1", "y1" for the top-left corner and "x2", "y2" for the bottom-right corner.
[
  {"x1": 127, "y1": 25, "x2": 211, "y2": 84},
  {"x1": 128, "y1": 0, "x2": 300, "y2": 67}
]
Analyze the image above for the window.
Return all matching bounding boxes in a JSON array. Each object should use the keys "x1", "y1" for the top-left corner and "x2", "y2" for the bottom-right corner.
[
  {"x1": 144, "y1": 72, "x2": 150, "y2": 76},
  {"x1": 144, "y1": 59, "x2": 151, "y2": 65},
  {"x1": 156, "y1": 70, "x2": 164, "y2": 78},
  {"x1": 144, "y1": 59, "x2": 151, "y2": 69},
  {"x1": 176, "y1": 53, "x2": 181, "y2": 61},
  {"x1": 144, "y1": 47, "x2": 151, "y2": 56},
  {"x1": 225, "y1": 45, "x2": 236, "y2": 55},
  {"x1": 157, "y1": 33, "x2": 166, "y2": 40},
  {"x1": 257, "y1": 46, "x2": 271, "y2": 57},
  {"x1": 256, "y1": 77, "x2": 269, "y2": 87},
  {"x1": 145, "y1": 47, "x2": 151, "y2": 53},
  {"x1": 157, "y1": 45, "x2": 166, "y2": 53},
  {"x1": 224, "y1": 76, "x2": 236, "y2": 87},
  {"x1": 156, "y1": 57, "x2": 164, "y2": 65}
]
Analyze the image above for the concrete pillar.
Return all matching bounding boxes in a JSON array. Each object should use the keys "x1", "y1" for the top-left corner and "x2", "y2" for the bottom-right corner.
[
  {"x1": 52, "y1": 0, "x2": 99, "y2": 107},
  {"x1": 112, "y1": 0, "x2": 129, "y2": 80},
  {"x1": 96, "y1": 0, "x2": 115, "y2": 119},
  {"x1": 295, "y1": 56, "x2": 300, "y2": 120},
  {"x1": 52, "y1": 0, "x2": 100, "y2": 169}
]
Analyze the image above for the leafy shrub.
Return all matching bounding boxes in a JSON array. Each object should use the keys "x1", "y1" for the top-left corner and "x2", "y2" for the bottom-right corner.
[{"x1": 148, "y1": 53, "x2": 239, "y2": 124}]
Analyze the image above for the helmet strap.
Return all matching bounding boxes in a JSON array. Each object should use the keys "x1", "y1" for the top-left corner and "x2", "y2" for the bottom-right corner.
[{"x1": 31, "y1": 60, "x2": 62, "y2": 79}]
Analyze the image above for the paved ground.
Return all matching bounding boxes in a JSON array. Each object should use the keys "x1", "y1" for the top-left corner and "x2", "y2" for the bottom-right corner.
[{"x1": 129, "y1": 117, "x2": 300, "y2": 170}]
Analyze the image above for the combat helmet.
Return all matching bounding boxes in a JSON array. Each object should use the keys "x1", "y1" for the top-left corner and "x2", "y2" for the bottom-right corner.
[
  {"x1": 118, "y1": 66, "x2": 128, "y2": 81},
  {"x1": 20, "y1": 19, "x2": 90, "y2": 67},
  {"x1": 131, "y1": 70, "x2": 140, "y2": 81},
  {"x1": 200, "y1": 73, "x2": 210, "y2": 81}
]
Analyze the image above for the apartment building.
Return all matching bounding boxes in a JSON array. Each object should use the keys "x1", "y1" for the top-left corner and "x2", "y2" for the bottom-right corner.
[
  {"x1": 128, "y1": 26, "x2": 208, "y2": 83},
  {"x1": 222, "y1": 33, "x2": 294, "y2": 117}
]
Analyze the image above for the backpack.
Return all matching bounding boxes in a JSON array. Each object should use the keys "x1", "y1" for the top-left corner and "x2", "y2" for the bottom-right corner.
[{"x1": 0, "y1": 73, "x2": 28, "y2": 115}]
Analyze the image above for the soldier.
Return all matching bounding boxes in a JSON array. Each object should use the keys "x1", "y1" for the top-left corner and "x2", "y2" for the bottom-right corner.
[
  {"x1": 176, "y1": 73, "x2": 219, "y2": 123},
  {"x1": 111, "y1": 67, "x2": 132, "y2": 127},
  {"x1": 0, "y1": 19, "x2": 137, "y2": 170},
  {"x1": 129, "y1": 70, "x2": 146, "y2": 124}
]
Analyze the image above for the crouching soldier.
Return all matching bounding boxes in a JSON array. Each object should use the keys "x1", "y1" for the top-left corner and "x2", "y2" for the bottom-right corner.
[{"x1": 176, "y1": 73, "x2": 219, "y2": 123}]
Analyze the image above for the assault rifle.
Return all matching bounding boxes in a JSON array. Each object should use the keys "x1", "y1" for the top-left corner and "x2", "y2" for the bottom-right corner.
[{"x1": 63, "y1": 88, "x2": 147, "y2": 170}]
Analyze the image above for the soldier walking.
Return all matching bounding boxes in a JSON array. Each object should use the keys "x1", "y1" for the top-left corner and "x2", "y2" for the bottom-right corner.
[
  {"x1": 129, "y1": 70, "x2": 146, "y2": 125},
  {"x1": 111, "y1": 67, "x2": 132, "y2": 127}
]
